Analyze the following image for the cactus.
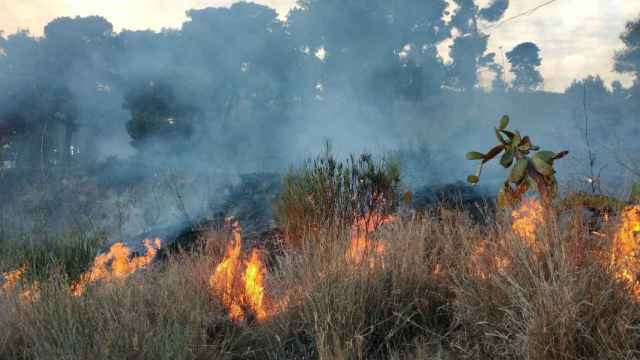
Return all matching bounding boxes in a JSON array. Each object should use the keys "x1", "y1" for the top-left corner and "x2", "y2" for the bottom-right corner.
[{"x1": 466, "y1": 115, "x2": 569, "y2": 208}]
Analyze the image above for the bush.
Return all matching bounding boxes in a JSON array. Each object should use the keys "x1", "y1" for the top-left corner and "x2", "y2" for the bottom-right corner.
[{"x1": 275, "y1": 148, "x2": 402, "y2": 246}]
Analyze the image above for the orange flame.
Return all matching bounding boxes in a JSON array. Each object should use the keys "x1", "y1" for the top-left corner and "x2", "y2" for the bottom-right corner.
[
  {"x1": 471, "y1": 198, "x2": 544, "y2": 279},
  {"x1": 512, "y1": 197, "x2": 545, "y2": 243},
  {"x1": 72, "y1": 238, "x2": 161, "y2": 296},
  {"x1": 611, "y1": 205, "x2": 640, "y2": 297},
  {"x1": 346, "y1": 213, "x2": 397, "y2": 268},
  {"x1": 1, "y1": 264, "x2": 40, "y2": 302},
  {"x1": 210, "y1": 221, "x2": 284, "y2": 323},
  {"x1": 472, "y1": 241, "x2": 510, "y2": 279},
  {"x1": 1, "y1": 265, "x2": 27, "y2": 293}
]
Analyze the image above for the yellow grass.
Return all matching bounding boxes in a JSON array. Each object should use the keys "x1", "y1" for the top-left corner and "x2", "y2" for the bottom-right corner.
[{"x1": 2, "y1": 209, "x2": 640, "y2": 359}]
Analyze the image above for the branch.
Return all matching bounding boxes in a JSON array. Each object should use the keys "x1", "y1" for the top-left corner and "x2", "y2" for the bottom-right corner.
[{"x1": 484, "y1": 0, "x2": 561, "y2": 32}]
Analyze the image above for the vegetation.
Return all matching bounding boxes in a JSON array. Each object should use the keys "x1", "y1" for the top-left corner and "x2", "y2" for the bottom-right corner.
[
  {"x1": 2, "y1": 2, "x2": 640, "y2": 359},
  {"x1": 466, "y1": 115, "x2": 569, "y2": 207},
  {"x1": 3, "y1": 205, "x2": 640, "y2": 359},
  {"x1": 275, "y1": 147, "x2": 401, "y2": 246},
  {"x1": 0, "y1": 231, "x2": 105, "y2": 283}
]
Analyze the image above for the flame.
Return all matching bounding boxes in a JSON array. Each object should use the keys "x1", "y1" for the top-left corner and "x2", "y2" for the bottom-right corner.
[
  {"x1": 346, "y1": 213, "x2": 397, "y2": 268},
  {"x1": 72, "y1": 238, "x2": 161, "y2": 296},
  {"x1": 611, "y1": 206, "x2": 640, "y2": 296},
  {"x1": 210, "y1": 221, "x2": 283, "y2": 323},
  {"x1": 472, "y1": 241, "x2": 510, "y2": 279},
  {"x1": 1, "y1": 265, "x2": 27, "y2": 294},
  {"x1": 471, "y1": 198, "x2": 544, "y2": 279},
  {"x1": 243, "y1": 250, "x2": 268, "y2": 321},
  {"x1": 512, "y1": 197, "x2": 545, "y2": 243},
  {"x1": 1, "y1": 264, "x2": 40, "y2": 302}
]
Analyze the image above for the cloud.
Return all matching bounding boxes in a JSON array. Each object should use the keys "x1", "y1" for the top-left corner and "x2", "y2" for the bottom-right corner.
[{"x1": 482, "y1": 0, "x2": 639, "y2": 91}]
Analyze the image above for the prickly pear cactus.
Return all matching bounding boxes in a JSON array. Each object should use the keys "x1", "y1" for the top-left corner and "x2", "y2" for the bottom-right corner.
[{"x1": 466, "y1": 115, "x2": 569, "y2": 208}]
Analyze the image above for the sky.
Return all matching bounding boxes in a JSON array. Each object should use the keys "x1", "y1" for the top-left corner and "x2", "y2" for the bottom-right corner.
[{"x1": 0, "y1": 0, "x2": 638, "y2": 92}]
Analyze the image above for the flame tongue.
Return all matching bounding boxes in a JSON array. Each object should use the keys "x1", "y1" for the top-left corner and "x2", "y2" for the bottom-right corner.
[
  {"x1": 210, "y1": 221, "x2": 275, "y2": 323},
  {"x1": 1, "y1": 265, "x2": 27, "y2": 293},
  {"x1": 72, "y1": 238, "x2": 161, "y2": 296},
  {"x1": 512, "y1": 198, "x2": 544, "y2": 244},
  {"x1": 347, "y1": 213, "x2": 396, "y2": 267},
  {"x1": 1, "y1": 265, "x2": 40, "y2": 302},
  {"x1": 243, "y1": 250, "x2": 268, "y2": 321},
  {"x1": 612, "y1": 206, "x2": 640, "y2": 296}
]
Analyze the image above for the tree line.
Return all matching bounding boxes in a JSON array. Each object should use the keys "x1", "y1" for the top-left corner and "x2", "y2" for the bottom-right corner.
[{"x1": 0, "y1": 0, "x2": 638, "y2": 178}]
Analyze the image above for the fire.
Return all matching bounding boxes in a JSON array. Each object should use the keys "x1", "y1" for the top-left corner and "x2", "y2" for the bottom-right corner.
[
  {"x1": 1, "y1": 265, "x2": 27, "y2": 294},
  {"x1": 512, "y1": 197, "x2": 545, "y2": 243},
  {"x1": 72, "y1": 238, "x2": 161, "y2": 296},
  {"x1": 210, "y1": 221, "x2": 283, "y2": 323},
  {"x1": 1, "y1": 264, "x2": 40, "y2": 302},
  {"x1": 611, "y1": 205, "x2": 640, "y2": 296},
  {"x1": 472, "y1": 241, "x2": 510, "y2": 279},
  {"x1": 471, "y1": 198, "x2": 544, "y2": 279},
  {"x1": 346, "y1": 213, "x2": 397, "y2": 267}
]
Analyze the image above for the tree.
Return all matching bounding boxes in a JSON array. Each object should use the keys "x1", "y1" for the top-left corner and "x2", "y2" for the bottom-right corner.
[
  {"x1": 615, "y1": 16, "x2": 640, "y2": 80},
  {"x1": 615, "y1": 15, "x2": 640, "y2": 114},
  {"x1": 506, "y1": 42, "x2": 543, "y2": 92},
  {"x1": 446, "y1": 0, "x2": 509, "y2": 91},
  {"x1": 123, "y1": 80, "x2": 198, "y2": 154},
  {"x1": 288, "y1": 0, "x2": 450, "y2": 102}
]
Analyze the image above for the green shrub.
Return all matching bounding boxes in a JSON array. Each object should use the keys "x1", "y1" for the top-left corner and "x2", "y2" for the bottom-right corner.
[{"x1": 275, "y1": 148, "x2": 401, "y2": 245}]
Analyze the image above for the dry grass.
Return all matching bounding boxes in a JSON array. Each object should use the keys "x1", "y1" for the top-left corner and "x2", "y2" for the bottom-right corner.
[{"x1": 2, "y1": 208, "x2": 640, "y2": 359}]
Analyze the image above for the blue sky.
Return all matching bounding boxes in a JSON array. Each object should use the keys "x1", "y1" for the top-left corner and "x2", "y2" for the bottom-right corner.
[{"x1": 1, "y1": 0, "x2": 638, "y2": 92}]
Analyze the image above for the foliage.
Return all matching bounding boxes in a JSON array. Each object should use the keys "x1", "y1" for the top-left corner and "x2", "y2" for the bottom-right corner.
[
  {"x1": 446, "y1": 0, "x2": 509, "y2": 91},
  {"x1": 275, "y1": 147, "x2": 401, "y2": 245},
  {"x1": 124, "y1": 81, "x2": 198, "y2": 153},
  {"x1": 507, "y1": 42, "x2": 544, "y2": 91},
  {"x1": 615, "y1": 15, "x2": 640, "y2": 78},
  {"x1": 466, "y1": 115, "x2": 568, "y2": 207}
]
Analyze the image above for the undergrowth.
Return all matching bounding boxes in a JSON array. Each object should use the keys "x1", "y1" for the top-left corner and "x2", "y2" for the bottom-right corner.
[{"x1": 2, "y1": 207, "x2": 640, "y2": 359}]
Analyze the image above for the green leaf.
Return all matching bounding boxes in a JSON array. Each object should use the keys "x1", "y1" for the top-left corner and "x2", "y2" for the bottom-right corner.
[
  {"x1": 500, "y1": 148, "x2": 514, "y2": 168},
  {"x1": 498, "y1": 115, "x2": 510, "y2": 130},
  {"x1": 518, "y1": 136, "x2": 532, "y2": 151},
  {"x1": 531, "y1": 155, "x2": 554, "y2": 176},
  {"x1": 534, "y1": 151, "x2": 555, "y2": 165},
  {"x1": 512, "y1": 131, "x2": 522, "y2": 148},
  {"x1": 552, "y1": 150, "x2": 569, "y2": 161},
  {"x1": 509, "y1": 158, "x2": 529, "y2": 183},
  {"x1": 495, "y1": 128, "x2": 508, "y2": 145},
  {"x1": 483, "y1": 145, "x2": 505, "y2": 163},
  {"x1": 466, "y1": 151, "x2": 485, "y2": 161},
  {"x1": 500, "y1": 130, "x2": 516, "y2": 142}
]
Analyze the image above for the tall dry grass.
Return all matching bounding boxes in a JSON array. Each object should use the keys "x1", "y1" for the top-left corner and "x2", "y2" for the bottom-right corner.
[{"x1": 2, "y1": 208, "x2": 640, "y2": 359}]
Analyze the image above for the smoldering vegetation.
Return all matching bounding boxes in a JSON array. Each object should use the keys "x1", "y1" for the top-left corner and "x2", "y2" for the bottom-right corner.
[{"x1": 1, "y1": 1, "x2": 640, "y2": 358}]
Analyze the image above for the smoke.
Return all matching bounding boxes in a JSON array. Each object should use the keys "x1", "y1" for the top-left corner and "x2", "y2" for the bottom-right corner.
[{"x1": 0, "y1": 1, "x2": 638, "y2": 241}]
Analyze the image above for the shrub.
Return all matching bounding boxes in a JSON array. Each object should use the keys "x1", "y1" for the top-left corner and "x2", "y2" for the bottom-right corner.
[{"x1": 275, "y1": 148, "x2": 401, "y2": 246}]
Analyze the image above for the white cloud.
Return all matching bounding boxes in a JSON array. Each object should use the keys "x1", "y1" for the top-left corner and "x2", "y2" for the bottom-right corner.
[{"x1": 483, "y1": 0, "x2": 639, "y2": 91}]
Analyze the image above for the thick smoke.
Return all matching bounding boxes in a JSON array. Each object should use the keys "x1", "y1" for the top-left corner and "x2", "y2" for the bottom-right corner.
[{"x1": 0, "y1": 1, "x2": 638, "y2": 241}]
